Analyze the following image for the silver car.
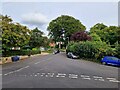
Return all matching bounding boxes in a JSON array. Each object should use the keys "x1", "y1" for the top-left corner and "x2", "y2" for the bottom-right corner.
[{"x1": 67, "y1": 52, "x2": 79, "y2": 59}]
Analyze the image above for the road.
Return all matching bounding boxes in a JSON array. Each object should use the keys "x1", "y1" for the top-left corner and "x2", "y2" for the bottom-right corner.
[{"x1": 2, "y1": 52, "x2": 120, "y2": 88}]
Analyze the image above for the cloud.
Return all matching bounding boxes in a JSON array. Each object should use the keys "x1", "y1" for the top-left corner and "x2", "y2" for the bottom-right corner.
[{"x1": 21, "y1": 12, "x2": 48, "y2": 26}]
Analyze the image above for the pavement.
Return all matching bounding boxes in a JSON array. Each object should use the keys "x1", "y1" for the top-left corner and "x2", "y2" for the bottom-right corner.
[
  {"x1": 1, "y1": 52, "x2": 120, "y2": 88},
  {"x1": 0, "y1": 52, "x2": 49, "y2": 65}
]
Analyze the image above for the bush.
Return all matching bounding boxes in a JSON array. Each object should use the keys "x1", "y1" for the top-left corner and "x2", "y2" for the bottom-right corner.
[
  {"x1": 2, "y1": 49, "x2": 41, "y2": 57},
  {"x1": 115, "y1": 44, "x2": 120, "y2": 58},
  {"x1": 66, "y1": 41, "x2": 115, "y2": 61}
]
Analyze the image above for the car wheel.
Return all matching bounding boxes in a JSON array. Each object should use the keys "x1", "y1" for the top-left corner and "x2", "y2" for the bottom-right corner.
[{"x1": 102, "y1": 62, "x2": 106, "y2": 65}]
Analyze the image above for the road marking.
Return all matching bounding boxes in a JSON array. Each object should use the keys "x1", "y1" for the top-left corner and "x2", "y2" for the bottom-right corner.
[
  {"x1": 40, "y1": 73, "x2": 45, "y2": 76},
  {"x1": 34, "y1": 75, "x2": 37, "y2": 77},
  {"x1": 37, "y1": 73, "x2": 40, "y2": 75},
  {"x1": 47, "y1": 73, "x2": 54, "y2": 77},
  {"x1": 0, "y1": 74, "x2": 2, "y2": 76},
  {"x1": 15, "y1": 66, "x2": 30, "y2": 72},
  {"x1": 93, "y1": 76, "x2": 105, "y2": 81},
  {"x1": 56, "y1": 73, "x2": 66, "y2": 78},
  {"x1": 106, "y1": 78, "x2": 120, "y2": 83},
  {"x1": 4, "y1": 71, "x2": 14, "y2": 76},
  {"x1": 81, "y1": 75, "x2": 91, "y2": 80},
  {"x1": 5, "y1": 71, "x2": 119, "y2": 83},
  {"x1": 106, "y1": 78, "x2": 116, "y2": 79},
  {"x1": 93, "y1": 76, "x2": 103, "y2": 78},
  {"x1": 69, "y1": 74, "x2": 78, "y2": 79},
  {"x1": 109, "y1": 80, "x2": 120, "y2": 83},
  {"x1": 4, "y1": 66, "x2": 30, "y2": 76},
  {"x1": 34, "y1": 62, "x2": 40, "y2": 65}
]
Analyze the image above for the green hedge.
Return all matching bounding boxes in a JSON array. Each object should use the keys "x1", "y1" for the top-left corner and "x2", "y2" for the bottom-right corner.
[
  {"x1": 66, "y1": 41, "x2": 116, "y2": 61},
  {"x1": 115, "y1": 44, "x2": 120, "y2": 58},
  {"x1": 2, "y1": 49, "x2": 41, "y2": 57}
]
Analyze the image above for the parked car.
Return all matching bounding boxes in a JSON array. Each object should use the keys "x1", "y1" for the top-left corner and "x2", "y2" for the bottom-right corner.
[
  {"x1": 53, "y1": 49, "x2": 60, "y2": 54},
  {"x1": 67, "y1": 52, "x2": 79, "y2": 59},
  {"x1": 101, "y1": 56, "x2": 120, "y2": 66}
]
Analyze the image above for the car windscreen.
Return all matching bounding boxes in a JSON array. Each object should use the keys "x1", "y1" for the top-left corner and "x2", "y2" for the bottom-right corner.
[{"x1": 111, "y1": 57, "x2": 119, "y2": 61}]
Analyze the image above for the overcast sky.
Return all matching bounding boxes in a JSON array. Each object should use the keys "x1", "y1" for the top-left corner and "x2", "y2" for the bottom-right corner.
[{"x1": 1, "y1": 1, "x2": 119, "y2": 36}]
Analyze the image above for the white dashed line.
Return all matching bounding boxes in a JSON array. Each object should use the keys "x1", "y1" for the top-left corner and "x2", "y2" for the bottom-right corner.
[
  {"x1": 56, "y1": 73, "x2": 66, "y2": 78},
  {"x1": 81, "y1": 75, "x2": 91, "y2": 80},
  {"x1": 93, "y1": 76, "x2": 103, "y2": 78},
  {"x1": 69, "y1": 74, "x2": 78, "y2": 79},
  {"x1": 4, "y1": 66, "x2": 30, "y2": 76},
  {"x1": 40, "y1": 73, "x2": 45, "y2": 76},
  {"x1": 34, "y1": 62, "x2": 40, "y2": 65},
  {"x1": 4, "y1": 71, "x2": 14, "y2": 76},
  {"x1": 5, "y1": 71, "x2": 119, "y2": 83},
  {"x1": 37, "y1": 73, "x2": 40, "y2": 75},
  {"x1": 109, "y1": 80, "x2": 120, "y2": 83},
  {"x1": 47, "y1": 73, "x2": 54, "y2": 77},
  {"x1": 93, "y1": 76, "x2": 105, "y2": 81},
  {"x1": 34, "y1": 75, "x2": 37, "y2": 77},
  {"x1": 106, "y1": 78, "x2": 116, "y2": 79},
  {"x1": 106, "y1": 78, "x2": 120, "y2": 83}
]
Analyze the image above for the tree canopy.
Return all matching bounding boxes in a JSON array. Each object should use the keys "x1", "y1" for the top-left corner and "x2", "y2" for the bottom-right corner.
[
  {"x1": 70, "y1": 31, "x2": 92, "y2": 42},
  {"x1": 1, "y1": 15, "x2": 31, "y2": 50},
  {"x1": 47, "y1": 15, "x2": 86, "y2": 43},
  {"x1": 90, "y1": 23, "x2": 120, "y2": 46},
  {"x1": 29, "y1": 27, "x2": 49, "y2": 48}
]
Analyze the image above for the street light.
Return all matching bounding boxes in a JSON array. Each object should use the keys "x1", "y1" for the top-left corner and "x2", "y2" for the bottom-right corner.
[{"x1": 58, "y1": 28, "x2": 65, "y2": 49}]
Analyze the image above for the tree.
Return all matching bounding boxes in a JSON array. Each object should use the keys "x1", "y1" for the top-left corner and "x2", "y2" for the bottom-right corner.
[
  {"x1": 90, "y1": 23, "x2": 120, "y2": 46},
  {"x1": 29, "y1": 27, "x2": 44, "y2": 48},
  {"x1": 102, "y1": 26, "x2": 120, "y2": 45},
  {"x1": 47, "y1": 15, "x2": 86, "y2": 43},
  {"x1": 1, "y1": 15, "x2": 31, "y2": 50},
  {"x1": 90, "y1": 23, "x2": 107, "y2": 40},
  {"x1": 42, "y1": 36, "x2": 50, "y2": 48},
  {"x1": 90, "y1": 33, "x2": 102, "y2": 42},
  {"x1": 70, "y1": 31, "x2": 92, "y2": 42}
]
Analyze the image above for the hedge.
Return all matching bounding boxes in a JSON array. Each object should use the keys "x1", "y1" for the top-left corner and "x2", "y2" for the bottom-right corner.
[
  {"x1": 2, "y1": 49, "x2": 41, "y2": 57},
  {"x1": 66, "y1": 41, "x2": 117, "y2": 61}
]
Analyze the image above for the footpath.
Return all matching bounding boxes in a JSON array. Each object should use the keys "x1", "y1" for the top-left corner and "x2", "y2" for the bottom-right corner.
[{"x1": 0, "y1": 52, "x2": 49, "y2": 65}]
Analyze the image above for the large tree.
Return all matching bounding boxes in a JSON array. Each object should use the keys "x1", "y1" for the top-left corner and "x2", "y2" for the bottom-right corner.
[
  {"x1": 90, "y1": 23, "x2": 120, "y2": 46},
  {"x1": 47, "y1": 15, "x2": 86, "y2": 43},
  {"x1": 1, "y1": 15, "x2": 31, "y2": 50},
  {"x1": 29, "y1": 27, "x2": 44, "y2": 48}
]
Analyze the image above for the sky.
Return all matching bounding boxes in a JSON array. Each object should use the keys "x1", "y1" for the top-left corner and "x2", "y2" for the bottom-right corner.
[{"x1": 1, "y1": 1, "x2": 119, "y2": 36}]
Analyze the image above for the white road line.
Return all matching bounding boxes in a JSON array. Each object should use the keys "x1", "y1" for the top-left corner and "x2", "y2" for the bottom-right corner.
[
  {"x1": 106, "y1": 78, "x2": 120, "y2": 83},
  {"x1": 40, "y1": 73, "x2": 45, "y2": 76},
  {"x1": 81, "y1": 75, "x2": 91, "y2": 80},
  {"x1": 69, "y1": 74, "x2": 78, "y2": 79},
  {"x1": 93, "y1": 76, "x2": 103, "y2": 78},
  {"x1": 37, "y1": 73, "x2": 40, "y2": 75},
  {"x1": 4, "y1": 66, "x2": 30, "y2": 76},
  {"x1": 93, "y1": 76, "x2": 105, "y2": 81},
  {"x1": 4, "y1": 71, "x2": 14, "y2": 76},
  {"x1": 47, "y1": 73, "x2": 54, "y2": 77},
  {"x1": 34, "y1": 75, "x2": 37, "y2": 77},
  {"x1": 94, "y1": 78, "x2": 105, "y2": 81},
  {"x1": 109, "y1": 80, "x2": 120, "y2": 83},
  {"x1": 56, "y1": 73, "x2": 66, "y2": 78},
  {"x1": 106, "y1": 78, "x2": 117, "y2": 79},
  {"x1": 34, "y1": 62, "x2": 40, "y2": 65}
]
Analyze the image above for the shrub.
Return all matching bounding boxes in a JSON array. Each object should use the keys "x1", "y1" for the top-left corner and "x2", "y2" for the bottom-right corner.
[
  {"x1": 66, "y1": 41, "x2": 114, "y2": 61},
  {"x1": 2, "y1": 49, "x2": 41, "y2": 57},
  {"x1": 115, "y1": 44, "x2": 120, "y2": 58}
]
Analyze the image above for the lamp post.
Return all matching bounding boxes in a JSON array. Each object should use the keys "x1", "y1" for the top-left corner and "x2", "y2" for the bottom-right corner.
[{"x1": 59, "y1": 28, "x2": 65, "y2": 49}]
